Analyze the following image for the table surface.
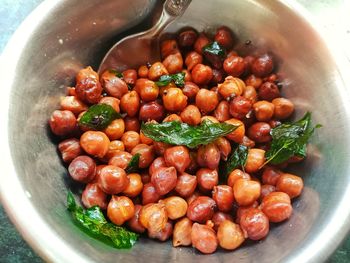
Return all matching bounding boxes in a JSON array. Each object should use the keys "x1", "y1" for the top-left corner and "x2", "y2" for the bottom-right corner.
[{"x1": 0, "y1": 0, "x2": 350, "y2": 262}]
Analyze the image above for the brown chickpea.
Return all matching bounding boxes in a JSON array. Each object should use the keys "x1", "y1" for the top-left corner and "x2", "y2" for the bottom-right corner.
[
  {"x1": 151, "y1": 166, "x2": 177, "y2": 195},
  {"x1": 175, "y1": 173, "x2": 197, "y2": 197},
  {"x1": 239, "y1": 208, "x2": 269, "y2": 240},
  {"x1": 195, "y1": 89, "x2": 219, "y2": 113},
  {"x1": 186, "y1": 151, "x2": 199, "y2": 174},
  {"x1": 163, "y1": 52, "x2": 183, "y2": 74},
  {"x1": 247, "y1": 122, "x2": 272, "y2": 143},
  {"x1": 122, "y1": 69, "x2": 137, "y2": 86},
  {"x1": 223, "y1": 56, "x2": 245, "y2": 77},
  {"x1": 253, "y1": 100, "x2": 275, "y2": 122},
  {"x1": 211, "y1": 68, "x2": 224, "y2": 85},
  {"x1": 148, "y1": 221, "x2": 173, "y2": 241},
  {"x1": 214, "y1": 137, "x2": 232, "y2": 161},
  {"x1": 140, "y1": 203, "x2": 168, "y2": 232},
  {"x1": 82, "y1": 183, "x2": 108, "y2": 209},
  {"x1": 120, "y1": 91, "x2": 140, "y2": 117},
  {"x1": 185, "y1": 51, "x2": 203, "y2": 71},
  {"x1": 49, "y1": 110, "x2": 77, "y2": 136},
  {"x1": 218, "y1": 76, "x2": 245, "y2": 99},
  {"x1": 163, "y1": 196, "x2": 188, "y2": 220},
  {"x1": 251, "y1": 54, "x2": 274, "y2": 77},
  {"x1": 229, "y1": 96, "x2": 252, "y2": 120},
  {"x1": 153, "y1": 141, "x2": 171, "y2": 156},
  {"x1": 107, "y1": 196, "x2": 135, "y2": 226},
  {"x1": 183, "y1": 82, "x2": 199, "y2": 101},
  {"x1": 100, "y1": 70, "x2": 128, "y2": 99},
  {"x1": 227, "y1": 169, "x2": 251, "y2": 187},
  {"x1": 194, "y1": 33, "x2": 210, "y2": 54},
  {"x1": 235, "y1": 201, "x2": 259, "y2": 224},
  {"x1": 173, "y1": 217, "x2": 193, "y2": 247},
  {"x1": 104, "y1": 140, "x2": 125, "y2": 160},
  {"x1": 98, "y1": 165, "x2": 129, "y2": 194},
  {"x1": 58, "y1": 138, "x2": 82, "y2": 163},
  {"x1": 127, "y1": 204, "x2": 146, "y2": 233},
  {"x1": 142, "y1": 183, "x2": 161, "y2": 205},
  {"x1": 276, "y1": 173, "x2": 304, "y2": 199},
  {"x1": 163, "y1": 113, "x2": 182, "y2": 122},
  {"x1": 212, "y1": 185, "x2": 234, "y2": 212},
  {"x1": 76, "y1": 67, "x2": 102, "y2": 104},
  {"x1": 60, "y1": 96, "x2": 87, "y2": 115},
  {"x1": 178, "y1": 29, "x2": 197, "y2": 47},
  {"x1": 243, "y1": 85, "x2": 258, "y2": 104},
  {"x1": 68, "y1": 155, "x2": 96, "y2": 183},
  {"x1": 214, "y1": 26, "x2": 234, "y2": 48},
  {"x1": 108, "y1": 150, "x2": 132, "y2": 169},
  {"x1": 258, "y1": 81, "x2": 280, "y2": 101},
  {"x1": 243, "y1": 56, "x2": 255, "y2": 75},
  {"x1": 272, "y1": 98, "x2": 295, "y2": 120},
  {"x1": 122, "y1": 173, "x2": 143, "y2": 198},
  {"x1": 121, "y1": 131, "x2": 140, "y2": 152},
  {"x1": 134, "y1": 78, "x2": 159, "y2": 102},
  {"x1": 191, "y1": 64, "x2": 213, "y2": 85},
  {"x1": 187, "y1": 196, "x2": 216, "y2": 223},
  {"x1": 212, "y1": 212, "x2": 234, "y2": 231},
  {"x1": 163, "y1": 87, "x2": 188, "y2": 112},
  {"x1": 265, "y1": 73, "x2": 278, "y2": 82},
  {"x1": 260, "y1": 192, "x2": 292, "y2": 222},
  {"x1": 197, "y1": 143, "x2": 220, "y2": 169},
  {"x1": 224, "y1": 118, "x2": 245, "y2": 143},
  {"x1": 80, "y1": 131, "x2": 110, "y2": 158},
  {"x1": 245, "y1": 74, "x2": 263, "y2": 89},
  {"x1": 161, "y1": 39, "x2": 179, "y2": 58},
  {"x1": 260, "y1": 184, "x2": 276, "y2": 200},
  {"x1": 148, "y1": 62, "x2": 169, "y2": 80},
  {"x1": 138, "y1": 65, "x2": 149, "y2": 78},
  {"x1": 92, "y1": 164, "x2": 106, "y2": 183},
  {"x1": 241, "y1": 135, "x2": 256, "y2": 148},
  {"x1": 262, "y1": 166, "x2": 282, "y2": 186},
  {"x1": 217, "y1": 220, "x2": 245, "y2": 250},
  {"x1": 244, "y1": 148, "x2": 265, "y2": 173},
  {"x1": 196, "y1": 168, "x2": 219, "y2": 192},
  {"x1": 233, "y1": 179, "x2": 261, "y2": 206},
  {"x1": 180, "y1": 105, "x2": 201, "y2": 126},
  {"x1": 131, "y1": 144, "x2": 155, "y2": 168},
  {"x1": 182, "y1": 69, "x2": 192, "y2": 82},
  {"x1": 149, "y1": 157, "x2": 166, "y2": 176},
  {"x1": 214, "y1": 101, "x2": 230, "y2": 122},
  {"x1": 99, "y1": 96, "x2": 120, "y2": 113},
  {"x1": 124, "y1": 116, "x2": 141, "y2": 132},
  {"x1": 104, "y1": 119, "x2": 125, "y2": 140},
  {"x1": 186, "y1": 191, "x2": 200, "y2": 206},
  {"x1": 191, "y1": 223, "x2": 218, "y2": 254},
  {"x1": 164, "y1": 146, "x2": 191, "y2": 173},
  {"x1": 140, "y1": 131, "x2": 153, "y2": 145}
]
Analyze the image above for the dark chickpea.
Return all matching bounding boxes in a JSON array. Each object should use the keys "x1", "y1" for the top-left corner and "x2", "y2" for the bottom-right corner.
[
  {"x1": 276, "y1": 173, "x2": 304, "y2": 199},
  {"x1": 153, "y1": 141, "x2": 171, "y2": 156},
  {"x1": 163, "y1": 196, "x2": 188, "y2": 220},
  {"x1": 76, "y1": 67, "x2": 102, "y2": 103},
  {"x1": 214, "y1": 137, "x2": 232, "y2": 161},
  {"x1": 227, "y1": 169, "x2": 250, "y2": 187},
  {"x1": 262, "y1": 166, "x2": 282, "y2": 186},
  {"x1": 142, "y1": 183, "x2": 161, "y2": 205},
  {"x1": 149, "y1": 157, "x2": 166, "y2": 176},
  {"x1": 163, "y1": 113, "x2": 182, "y2": 122},
  {"x1": 212, "y1": 185, "x2": 234, "y2": 212},
  {"x1": 140, "y1": 203, "x2": 168, "y2": 232},
  {"x1": 122, "y1": 69, "x2": 137, "y2": 86},
  {"x1": 239, "y1": 208, "x2": 269, "y2": 240},
  {"x1": 191, "y1": 223, "x2": 218, "y2": 254},
  {"x1": 100, "y1": 70, "x2": 128, "y2": 99},
  {"x1": 163, "y1": 87, "x2": 188, "y2": 112},
  {"x1": 214, "y1": 101, "x2": 230, "y2": 122},
  {"x1": 58, "y1": 138, "x2": 82, "y2": 163},
  {"x1": 173, "y1": 217, "x2": 193, "y2": 247},
  {"x1": 272, "y1": 98, "x2": 295, "y2": 120},
  {"x1": 195, "y1": 89, "x2": 219, "y2": 113},
  {"x1": 242, "y1": 85, "x2": 258, "y2": 104},
  {"x1": 214, "y1": 26, "x2": 234, "y2": 48},
  {"x1": 134, "y1": 78, "x2": 159, "y2": 102},
  {"x1": 151, "y1": 166, "x2": 177, "y2": 195},
  {"x1": 194, "y1": 33, "x2": 210, "y2": 54},
  {"x1": 187, "y1": 196, "x2": 216, "y2": 223},
  {"x1": 196, "y1": 168, "x2": 219, "y2": 192},
  {"x1": 122, "y1": 173, "x2": 143, "y2": 197},
  {"x1": 161, "y1": 39, "x2": 179, "y2": 58},
  {"x1": 80, "y1": 131, "x2": 110, "y2": 158},
  {"x1": 242, "y1": 55, "x2": 255, "y2": 75},
  {"x1": 260, "y1": 184, "x2": 276, "y2": 200},
  {"x1": 124, "y1": 116, "x2": 141, "y2": 132},
  {"x1": 66, "y1": 86, "x2": 76, "y2": 96},
  {"x1": 127, "y1": 204, "x2": 146, "y2": 233},
  {"x1": 251, "y1": 54, "x2": 274, "y2": 77},
  {"x1": 107, "y1": 195, "x2": 135, "y2": 226},
  {"x1": 244, "y1": 148, "x2": 265, "y2": 173},
  {"x1": 241, "y1": 135, "x2": 255, "y2": 148},
  {"x1": 104, "y1": 119, "x2": 125, "y2": 140},
  {"x1": 229, "y1": 96, "x2": 252, "y2": 120},
  {"x1": 258, "y1": 81, "x2": 280, "y2": 101},
  {"x1": 185, "y1": 51, "x2": 203, "y2": 71},
  {"x1": 49, "y1": 110, "x2": 77, "y2": 136},
  {"x1": 191, "y1": 64, "x2": 213, "y2": 85},
  {"x1": 68, "y1": 155, "x2": 96, "y2": 183},
  {"x1": 253, "y1": 100, "x2": 275, "y2": 122},
  {"x1": 98, "y1": 165, "x2": 129, "y2": 194},
  {"x1": 140, "y1": 131, "x2": 153, "y2": 145},
  {"x1": 82, "y1": 183, "x2": 108, "y2": 209},
  {"x1": 108, "y1": 150, "x2": 132, "y2": 169},
  {"x1": 121, "y1": 131, "x2": 140, "y2": 152},
  {"x1": 178, "y1": 29, "x2": 197, "y2": 47},
  {"x1": 247, "y1": 122, "x2": 272, "y2": 143},
  {"x1": 99, "y1": 96, "x2": 120, "y2": 113},
  {"x1": 141, "y1": 172, "x2": 151, "y2": 184},
  {"x1": 235, "y1": 201, "x2": 259, "y2": 224},
  {"x1": 164, "y1": 146, "x2": 191, "y2": 173},
  {"x1": 217, "y1": 220, "x2": 245, "y2": 250},
  {"x1": 260, "y1": 192, "x2": 292, "y2": 222},
  {"x1": 131, "y1": 144, "x2": 155, "y2": 168},
  {"x1": 211, "y1": 68, "x2": 224, "y2": 85},
  {"x1": 218, "y1": 76, "x2": 245, "y2": 99},
  {"x1": 163, "y1": 52, "x2": 183, "y2": 74},
  {"x1": 60, "y1": 96, "x2": 87, "y2": 115},
  {"x1": 175, "y1": 173, "x2": 197, "y2": 197},
  {"x1": 212, "y1": 212, "x2": 234, "y2": 231},
  {"x1": 138, "y1": 65, "x2": 149, "y2": 78},
  {"x1": 186, "y1": 151, "x2": 199, "y2": 174},
  {"x1": 180, "y1": 105, "x2": 201, "y2": 125},
  {"x1": 148, "y1": 221, "x2": 173, "y2": 241},
  {"x1": 224, "y1": 118, "x2": 245, "y2": 143},
  {"x1": 148, "y1": 62, "x2": 169, "y2": 81},
  {"x1": 197, "y1": 143, "x2": 220, "y2": 170},
  {"x1": 233, "y1": 179, "x2": 261, "y2": 206},
  {"x1": 223, "y1": 56, "x2": 245, "y2": 77},
  {"x1": 120, "y1": 91, "x2": 140, "y2": 117},
  {"x1": 104, "y1": 140, "x2": 125, "y2": 160}
]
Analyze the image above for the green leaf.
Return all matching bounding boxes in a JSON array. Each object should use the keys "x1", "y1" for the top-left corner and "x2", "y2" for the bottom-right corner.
[
  {"x1": 109, "y1": 69, "x2": 123, "y2": 78},
  {"x1": 265, "y1": 112, "x2": 321, "y2": 165},
  {"x1": 78, "y1": 104, "x2": 121, "y2": 130},
  {"x1": 155, "y1": 72, "x2": 185, "y2": 87},
  {"x1": 220, "y1": 145, "x2": 248, "y2": 179},
  {"x1": 141, "y1": 120, "x2": 238, "y2": 149},
  {"x1": 125, "y1": 153, "x2": 141, "y2": 174},
  {"x1": 202, "y1": 41, "x2": 226, "y2": 58},
  {"x1": 66, "y1": 192, "x2": 138, "y2": 249}
]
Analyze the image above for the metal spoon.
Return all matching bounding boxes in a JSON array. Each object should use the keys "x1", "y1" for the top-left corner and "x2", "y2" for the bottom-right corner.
[{"x1": 98, "y1": 0, "x2": 192, "y2": 74}]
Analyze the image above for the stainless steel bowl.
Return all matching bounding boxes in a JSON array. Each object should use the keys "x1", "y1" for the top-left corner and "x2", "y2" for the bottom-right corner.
[{"x1": 1, "y1": 0, "x2": 350, "y2": 262}]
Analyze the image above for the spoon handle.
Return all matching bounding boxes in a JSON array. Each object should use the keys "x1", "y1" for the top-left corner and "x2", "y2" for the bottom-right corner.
[{"x1": 164, "y1": 0, "x2": 192, "y2": 17}]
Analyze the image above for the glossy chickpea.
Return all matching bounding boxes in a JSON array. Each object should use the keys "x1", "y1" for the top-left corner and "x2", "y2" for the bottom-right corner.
[
  {"x1": 49, "y1": 110, "x2": 77, "y2": 136},
  {"x1": 214, "y1": 26, "x2": 234, "y2": 49},
  {"x1": 82, "y1": 183, "x2": 108, "y2": 209},
  {"x1": 104, "y1": 119, "x2": 125, "y2": 140},
  {"x1": 212, "y1": 212, "x2": 234, "y2": 231},
  {"x1": 148, "y1": 62, "x2": 169, "y2": 81},
  {"x1": 134, "y1": 78, "x2": 159, "y2": 102},
  {"x1": 58, "y1": 138, "x2": 82, "y2": 163},
  {"x1": 98, "y1": 165, "x2": 129, "y2": 194},
  {"x1": 122, "y1": 69, "x2": 137, "y2": 86},
  {"x1": 260, "y1": 192, "x2": 292, "y2": 223},
  {"x1": 191, "y1": 223, "x2": 218, "y2": 254},
  {"x1": 151, "y1": 166, "x2": 177, "y2": 195},
  {"x1": 196, "y1": 168, "x2": 219, "y2": 192},
  {"x1": 138, "y1": 65, "x2": 149, "y2": 78},
  {"x1": 122, "y1": 173, "x2": 143, "y2": 198},
  {"x1": 180, "y1": 105, "x2": 201, "y2": 126},
  {"x1": 244, "y1": 148, "x2": 265, "y2": 173},
  {"x1": 247, "y1": 122, "x2": 272, "y2": 143},
  {"x1": 243, "y1": 85, "x2": 258, "y2": 104},
  {"x1": 175, "y1": 173, "x2": 197, "y2": 197},
  {"x1": 120, "y1": 91, "x2": 140, "y2": 117},
  {"x1": 163, "y1": 52, "x2": 183, "y2": 74},
  {"x1": 163, "y1": 196, "x2": 188, "y2": 220},
  {"x1": 253, "y1": 100, "x2": 275, "y2": 122},
  {"x1": 148, "y1": 221, "x2": 173, "y2": 241},
  {"x1": 163, "y1": 87, "x2": 188, "y2": 112},
  {"x1": 227, "y1": 169, "x2": 250, "y2": 187},
  {"x1": 68, "y1": 155, "x2": 96, "y2": 183},
  {"x1": 258, "y1": 81, "x2": 280, "y2": 101},
  {"x1": 214, "y1": 137, "x2": 232, "y2": 161},
  {"x1": 178, "y1": 29, "x2": 197, "y2": 47},
  {"x1": 187, "y1": 196, "x2": 216, "y2": 223},
  {"x1": 212, "y1": 185, "x2": 234, "y2": 212},
  {"x1": 121, "y1": 131, "x2": 140, "y2": 152},
  {"x1": 140, "y1": 203, "x2": 168, "y2": 232},
  {"x1": 217, "y1": 220, "x2": 245, "y2": 250},
  {"x1": 183, "y1": 82, "x2": 199, "y2": 101},
  {"x1": 251, "y1": 54, "x2": 274, "y2": 77},
  {"x1": 173, "y1": 217, "x2": 193, "y2": 247},
  {"x1": 131, "y1": 144, "x2": 155, "y2": 168},
  {"x1": 241, "y1": 135, "x2": 256, "y2": 148},
  {"x1": 191, "y1": 64, "x2": 213, "y2": 85},
  {"x1": 108, "y1": 150, "x2": 132, "y2": 169},
  {"x1": 80, "y1": 131, "x2": 110, "y2": 158},
  {"x1": 194, "y1": 33, "x2": 210, "y2": 54},
  {"x1": 163, "y1": 113, "x2": 182, "y2": 122},
  {"x1": 99, "y1": 96, "x2": 120, "y2": 112},
  {"x1": 127, "y1": 204, "x2": 146, "y2": 233},
  {"x1": 224, "y1": 118, "x2": 245, "y2": 143},
  {"x1": 223, "y1": 56, "x2": 245, "y2": 77},
  {"x1": 100, "y1": 70, "x2": 128, "y2": 99},
  {"x1": 229, "y1": 96, "x2": 252, "y2": 120},
  {"x1": 107, "y1": 196, "x2": 135, "y2": 226},
  {"x1": 76, "y1": 67, "x2": 102, "y2": 104},
  {"x1": 142, "y1": 183, "x2": 161, "y2": 205},
  {"x1": 260, "y1": 184, "x2": 276, "y2": 200},
  {"x1": 245, "y1": 74, "x2": 263, "y2": 89},
  {"x1": 161, "y1": 39, "x2": 179, "y2": 58},
  {"x1": 235, "y1": 201, "x2": 259, "y2": 224},
  {"x1": 124, "y1": 116, "x2": 140, "y2": 132},
  {"x1": 92, "y1": 164, "x2": 106, "y2": 183},
  {"x1": 149, "y1": 157, "x2": 166, "y2": 175},
  {"x1": 153, "y1": 141, "x2": 171, "y2": 156},
  {"x1": 185, "y1": 51, "x2": 203, "y2": 71},
  {"x1": 164, "y1": 146, "x2": 191, "y2": 173},
  {"x1": 214, "y1": 101, "x2": 230, "y2": 122},
  {"x1": 233, "y1": 179, "x2": 261, "y2": 206},
  {"x1": 197, "y1": 143, "x2": 221, "y2": 170},
  {"x1": 140, "y1": 131, "x2": 153, "y2": 145},
  {"x1": 60, "y1": 96, "x2": 87, "y2": 115},
  {"x1": 104, "y1": 140, "x2": 125, "y2": 160},
  {"x1": 272, "y1": 98, "x2": 294, "y2": 119},
  {"x1": 239, "y1": 208, "x2": 269, "y2": 240},
  {"x1": 218, "y1": 76, "x2": 245, "y2": 99},
  {"x1": 262, "y1": 166, "x2": 282, "y2": 186},
  {"x1": 276, "y1": 173, "x2": 304, "y2": 199},
  {"x1": 195, "y1": 89, "x2": 219, "y2": 113}
]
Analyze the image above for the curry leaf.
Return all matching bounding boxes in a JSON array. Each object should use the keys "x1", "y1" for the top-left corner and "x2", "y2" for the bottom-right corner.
[
  {"x1": 220, "y1": 144, "x2": 248, "y2": 179},
  {"x1": 125, "y1": 153, "x2": 141, "y2": 174},
  {"x1": 78, "y1": 104, "x2": 121, "y2": 130},
  {"x1": 155, "y1": 72, "x2": 185, "y2": 87},
  {"x1": 109, "y1": 69, "x2": 123, "y2": 78},
  {"x1": 202, "y1": 41, "x2": 226, "y2": 58}
]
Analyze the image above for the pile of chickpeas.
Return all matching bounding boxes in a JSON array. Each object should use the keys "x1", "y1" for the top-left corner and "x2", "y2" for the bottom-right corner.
[{"x1": 49, "y1": 26, "x2": 305, "y2": 254}]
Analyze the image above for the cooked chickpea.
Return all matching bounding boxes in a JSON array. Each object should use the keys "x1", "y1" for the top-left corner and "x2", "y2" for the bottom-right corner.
[
  {"x1": 104, "y1": 140, "x2": 125, "y2": 160},
  {"x1": 212, "y1": 185, "x2": 234, "y2": 212},
  {"x1": 212, "y1": 212, "x2": 234, "y2": 231},
  {"x1": 107, "y1": 196, "x2": 135, "y2": 226},
  {"x1": 233, "y1": 179, "x2": 261, "y2": 206},
  {"x1": 175, "y1": 173, "x2": 197, "y2": 197},
  {"x1": 98, "y1": 165, "x2": 129, "y2": 194},
  {"x1": 76, "y1": 67, "x2": 102, "y2": 103},
  {"x1": 218, "y1": 76, "x2": 245, "y2": 99},
  {"x1": 60, "y1": 96, "x2": 87, "y2": 115},
  {"x1": 247, "y1": 122, "x2": 272, "y2": 143},
  {"x1": 140, "y1": 131, "x2": 153, "y2": 145},
  {"x1": 217, "y1": 220, "x2": 245, "y2": 250},
  {"x1": 151, "y1": 166, "x2": 177, "y2": 195},
  {"x1": 272, "y1": 98, "x2": 295, "y2": 119},
  {"x1": 239, "y1": 208, "x2": 269, "y2": 240},
  {"x1": 82, "y1": 183, "x2": 108, "y2": 209},
  {"x1": 258, "y1": 81, "x2": 280, "y2": 101},
  {"x1": 197, "y1": 143, "x2": 220, "y2": 170},
  {"x1": 131, "y1": 144, "x2": 155, "y2": 168},
  {"x1": 260, "y1": 192, "x2": 292, "y2": 222},
  {"x1": 148, "y1": 221, "x2": 173, "y2": 241},
  {"x1": 214, "y1": 26, "x2": 234, "y2": 48},
  {"x1": 58, "y1": 138, "x2": 82, "y2": 163},
  {"x1": 182, "y1": 82, "x2": 199, "y2": 101},
  {"x1": 182, "y1": 69, "x2": 192, "y2": 82},
  {"x1": 253, "y1": 100, "x2": 275, "y2": 121},
  {"x1": 134, "y1": 78, "x2": 159, "y2": 102},
  {"x1": 187, "y1": 196, "x2": 216, "y2": 223},
  {"x1": 185, "y1": 51, "x2": 203, "y2": 71},
  {"x1": 100, "y1": 70, "x2": 128, "y2": 99},
  {"x1": 276, "y1": 173, "x2": 304, "y2": 199},
  {"x1": 103, "y1": 119, "x2": 125, "y2": 140},
  {"x1": 243, "y1": 85, "x2": 258, "y2": 104},
  {"x1": 49, "y1": 110, "x2": 77, "y2": 136},
  {"x1": 178, "y1": 29, "x2": 197, "y2": 47},
  {"x1": 161, "y1": 39, "x2": 179, "y2": 58},
  {"x1": 163, "y1": 113, "x2": 182, "y2": 122},
  {"x1": 68, "y1": 155, "x2": 96, "y2": 183},
  {"x1": 235, "y1": 202, "x2": 259, "y2": 224},
  {"x1": 122, "y1": 69, "x2": 137, "y2": 86},
  {"x1": 262, "y1": 166, "x2": 282, "y2": 186},
  {"x1": 124, "y1": 116, "x2": 141, "y2": 132},
  {"x1": 108, "y1": 150, "x2": 132, "y2": 169},
  {"x1": 153, "y1": 141, "x2": 170, "y2": 156},
  {"x1": 227, "y1": 169, "x2": 250, "y2": 187},
  {"x1": 191, "y1": 64, "x2": 213, "y2": 85},
  {"x1": 180, "y1": 105, "x2": 201, "y2": 125},
  {"x1": 191, "y1": 223, "x2": 218, "y2": 254},
  {"x1": 127, "y1": 204, "x2": 146, "y2": 233},
  {"x1": 224, "y1": 118, "x2": 245, "y2": 143},
  {"x1": 173, "y1": 217, "x2": 193, "y2": 247},
  {"x1": 229, "y1": 96, "x2": 252, "y2": 120},
  {"x1": 260, "y1": 184, "x2": 276, "y2": 200},
  {"x1": 148, "y1": 62, "x2": 169, "y2": 80},
  {"x1": 142, "y1": 183, "x2": 161, "y2": 205},
  {"x1": 194, "y1": 33, "x2": 210, "y2": 54},
  {"x1": 164, "y1": 146, "x2": 191, "y2": 173},
  {"x1": 195, "y1": 89, "x2": 219, "y2": 113},
  {"x1": 251, "y1": 54, "x2": 274, "y2": 77},
  {"x1": 163, "y1": 52, "x2": 183, "y2": 74},
  {"x1": 121, "y1": 131, "x2": 140, "y2": 152},
  {"x1": 214, "y1": 137, "x2": 232, "y2": 161},
  {"x1": 80, "y1": 131, "x2": 110, "y2": 158},
  {"x1": 214, "y1": 101, "x2": 230, "y2": 122},
  {"x1": 223, "y1": 56, "x2": 245, "y2": 77},
  {"x1": 244, "y1": 148, "x2": 265, "y2": 173},
  {"x1": 138, "y1": 65, "x2": 149, "y2": 78},
  {"x1": 99, "y1": 96, "x2": 120, "y2": 113},
  {"x1": 241, "y1": 135, "x2": 256, "y2": 148},
  {"x1": 149, "y1": 157, "x2": 166, "y2": 175},
  {"x1": 140, "y1": 203, "x2": 168, "y2": 232},
  {"x1": 122, "y1": 173, "x2": 143, "y2": 197},
  {"x1": 163, "y1": 196, "x2": 188, "y2": 220},
  {"x1": 245, "y1": 74, "x2": 263, "y2": 89},
  {"x1": 120, "y1": 91, "x2": 140, "y2": 117},
  {"x1": 163, "y1": 87, "x2": 188, "y2": 112},
  {"x1": 196, "y1": 168, "x2": 219, "y2": 192}
]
